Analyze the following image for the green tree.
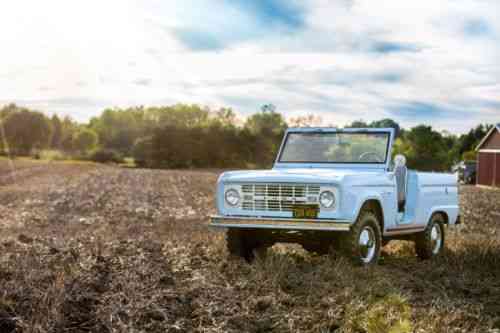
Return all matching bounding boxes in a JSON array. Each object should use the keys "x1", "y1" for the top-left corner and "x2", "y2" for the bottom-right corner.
[
  {"x1": 132, "y1": 136, "x2": 153, "y2": 168},
  {"x1": 346, "y1": 118, "x2": 401, "y2": 137},
  {"x1": 394, "y1": 125, "x2": 449, "y2": 171},
  {"x1": 346, "y1": 120, "x2": 369, "y2": 128},
  {"x1": 0, "y1": 103, "x2": 18, "y2": 119},
  {"x1": 1, "y1": 108, "x2": 52, "y2": 155},
  {"x1": 73, "y1": 128, "x2": 98, "y2": 154},
  {"x1": 212, "y1": 107, "x2": 237, "y2": 127},
  {"x1": 370, "y1": 118, "x2": 401, "y2": 137},
  {"x1": 89, "y1": 107, "x2": 147, "y2": 155},
  {"x1": 244, "y1": 105, "x2": 287, "y2": 167},
  {"x1": 456, "y1": 124, "x2": 492, "y2": 155},
  {"x1": 157, "y1": 104, "x2": 210, "y2": 128},
  {"x1": 50, "y1": 114, "x2": 63, "y2": 149},
  {"x1": 462, "y1": 150, "x2": 477, "y2": 161},
  {"x1": 60, "y1": 116, "x2": 79, "y2": 152}
]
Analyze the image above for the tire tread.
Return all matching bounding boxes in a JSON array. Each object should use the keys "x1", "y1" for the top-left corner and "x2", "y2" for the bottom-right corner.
[
  {"x1": 415, "y1": 214, "x2": 445, "y2": 260},
  {"x1": 341, "y1": 211, "x2": 382, "y2": 265}
]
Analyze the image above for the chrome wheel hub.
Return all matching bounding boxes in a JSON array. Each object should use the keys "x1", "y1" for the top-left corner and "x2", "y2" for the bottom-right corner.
[
  {"x1": 430, "y1": 223, "x2": 442, "y2": 254},
  {"x1": 359, "y1": 226, "x2": 376, "y2": 263}
]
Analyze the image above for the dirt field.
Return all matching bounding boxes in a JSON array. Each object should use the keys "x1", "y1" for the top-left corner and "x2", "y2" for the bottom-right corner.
[{"x1": 0, "y1": 159, "x2": 500, "y2": 333}]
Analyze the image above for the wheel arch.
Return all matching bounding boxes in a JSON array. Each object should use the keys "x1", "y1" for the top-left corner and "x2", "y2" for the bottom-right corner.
[
  {"x1": 426, "y1": 204, "x2": 460, "y2": 226},
  {"x1": 357, "y1": 199, "x2": 385, "y2": 233},
  {"x1": 429, "y1": 210, "x2": 449, "y2": 224}
]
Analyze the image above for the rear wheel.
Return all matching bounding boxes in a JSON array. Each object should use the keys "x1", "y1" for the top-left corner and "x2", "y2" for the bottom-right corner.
[
  {"x1": 415, "y1": 214, "x2": 445, "y2": 259},
  {"x1": 341, "y1": 211, "x2": 382, "y2": 265}
]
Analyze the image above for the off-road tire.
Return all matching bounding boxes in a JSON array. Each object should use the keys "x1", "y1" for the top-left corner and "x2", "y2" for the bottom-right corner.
[
  {"x1": 340, "y1": 211, "x2": 382, "y2": 265},
  {"x1": 226, "y1": 229, "x2": 268, "y2": 262},
  {"x1": 415, "y1": 214, "x2": 445, "y2": 260}
]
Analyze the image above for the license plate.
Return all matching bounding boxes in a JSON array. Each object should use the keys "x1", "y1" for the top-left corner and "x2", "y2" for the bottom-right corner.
[{"x1": 293, "y1": 205, "x2": 319, "y2": 219}]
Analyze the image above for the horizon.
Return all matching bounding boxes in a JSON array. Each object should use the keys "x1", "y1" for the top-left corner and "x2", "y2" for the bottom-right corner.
[
  {"x1": 2, "y1": 102, "x2": 496, "y2": 135},
  {"x1": 0, "y1": 0, "x2": 499, "y2": 134}
]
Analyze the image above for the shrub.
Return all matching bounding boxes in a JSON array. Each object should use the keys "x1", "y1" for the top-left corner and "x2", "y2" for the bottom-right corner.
[
  {"x1": 132, "y1": 137, "x2": 153, "y2": 168},
  {"x1": 90, "y1": 149, "x2": 124, "y2": 164},
  {"x1": 37, "y1": 150, "x2": 68, "y2": 161},
  {"x1": 462, "y1": 150, "x2": 477, "y2": 161},
  {"x1": 73, "y1": 128, "x2": 98, "y2": 154}
]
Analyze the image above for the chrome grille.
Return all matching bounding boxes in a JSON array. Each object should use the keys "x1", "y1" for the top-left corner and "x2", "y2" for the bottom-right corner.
[{"x1": 241, "y1": 183, "x2": 320, "y2": 212}]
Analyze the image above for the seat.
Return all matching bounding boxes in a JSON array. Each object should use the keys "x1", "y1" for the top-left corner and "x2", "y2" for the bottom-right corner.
[{"x1": 395, "y1": 164, "x2": 407, "y2": 212}]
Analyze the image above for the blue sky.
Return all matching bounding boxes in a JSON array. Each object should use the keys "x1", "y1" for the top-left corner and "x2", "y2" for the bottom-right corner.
[{"x1": 0, "y1": 0, "x2": 499, "y2": 133}]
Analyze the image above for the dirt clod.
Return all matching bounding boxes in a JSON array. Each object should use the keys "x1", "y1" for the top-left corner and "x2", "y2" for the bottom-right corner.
[{"x1": 17, "y1": 234, "x2": 33, "y2": 244}]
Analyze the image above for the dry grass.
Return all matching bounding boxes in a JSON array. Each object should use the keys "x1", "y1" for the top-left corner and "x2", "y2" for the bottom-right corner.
[{"x1": 0, "y1": 160, "x2": 499, "y2": 332}]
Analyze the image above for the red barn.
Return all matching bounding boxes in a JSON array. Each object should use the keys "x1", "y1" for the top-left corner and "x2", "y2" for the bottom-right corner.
[{"x1": 476, "y1": 124, "x2": 500, "y2": 187}]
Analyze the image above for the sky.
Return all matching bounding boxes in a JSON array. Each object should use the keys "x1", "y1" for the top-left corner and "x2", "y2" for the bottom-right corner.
[{"x1": 0, "y1": 0, "x2": 499, "y2": 133}]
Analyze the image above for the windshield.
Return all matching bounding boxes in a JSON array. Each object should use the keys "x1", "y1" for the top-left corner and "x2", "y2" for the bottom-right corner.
[{"x1": 278, "y1": 132, "x2": 390, "y2": 164}]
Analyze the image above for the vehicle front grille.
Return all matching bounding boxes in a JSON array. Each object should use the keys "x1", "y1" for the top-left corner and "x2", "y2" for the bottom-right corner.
[{"x1": 240, "y1": 183, "x2": 320, "y2": 212}]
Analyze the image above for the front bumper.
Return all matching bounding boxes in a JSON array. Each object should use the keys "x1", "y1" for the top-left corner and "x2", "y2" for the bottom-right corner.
[{"x1": 209, "y1": 215, "x2": 351, "y2": 231}]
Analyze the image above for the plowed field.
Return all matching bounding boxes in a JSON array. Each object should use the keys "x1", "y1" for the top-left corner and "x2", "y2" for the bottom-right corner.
[{"x1": 0, "y1": 159, "x2": 499, "y2": 332}]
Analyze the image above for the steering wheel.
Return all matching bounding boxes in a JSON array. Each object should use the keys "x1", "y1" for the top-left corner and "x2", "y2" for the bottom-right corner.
[{"x1": 358, "y1": 151, "x2": 383, "y2": 162}]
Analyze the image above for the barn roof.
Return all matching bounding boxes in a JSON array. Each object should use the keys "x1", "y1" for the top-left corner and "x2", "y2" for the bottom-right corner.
[{"x1": 476, "y1": 124, "x2": 500, "y2": 151}]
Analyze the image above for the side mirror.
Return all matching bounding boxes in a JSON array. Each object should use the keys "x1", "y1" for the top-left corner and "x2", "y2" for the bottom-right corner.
[{"x1": 394, "y1": 154, "x2": 407, "y2": 168}]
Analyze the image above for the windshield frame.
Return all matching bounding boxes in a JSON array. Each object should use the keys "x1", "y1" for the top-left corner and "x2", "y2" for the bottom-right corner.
[{"x1": 275, "y1": 128, "x2": 394, "y2": 169}]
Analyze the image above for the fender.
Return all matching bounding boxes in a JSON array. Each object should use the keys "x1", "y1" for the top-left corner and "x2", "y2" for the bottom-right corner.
[
  {"x1": 352, "y1": 193, "x2": 386, "y2": 229},
  {"x1": 425, "y1": 205, "x2": 460, "y2": 226}
]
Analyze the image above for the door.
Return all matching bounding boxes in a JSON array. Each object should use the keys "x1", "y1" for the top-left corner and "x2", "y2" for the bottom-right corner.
[{"x1": 397, "y1": 171, "x2": 417, "y2": 225}]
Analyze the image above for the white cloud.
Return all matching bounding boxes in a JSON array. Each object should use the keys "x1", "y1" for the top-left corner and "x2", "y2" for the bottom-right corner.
[{"x1": 0, "y1": 0, "x2": 498, "y2": 133}]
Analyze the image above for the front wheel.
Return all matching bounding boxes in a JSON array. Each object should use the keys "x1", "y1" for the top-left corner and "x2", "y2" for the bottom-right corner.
[
  {"x1": 415, "y1": 215, "x2": 445, "y2": 259},
  {"x1": 341, "y1": 211, "x2": 382, "y2": 265}
]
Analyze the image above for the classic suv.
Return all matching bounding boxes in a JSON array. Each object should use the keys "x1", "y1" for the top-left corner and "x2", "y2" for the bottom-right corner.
[{"x1": 209, "y1": 128, "x2": 460, "y2": 265}]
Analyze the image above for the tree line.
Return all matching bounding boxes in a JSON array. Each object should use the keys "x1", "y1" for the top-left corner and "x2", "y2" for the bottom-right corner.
[
  {"x1": 0, "y1": 103, "x2": 492, "y2": 171},
  {"x1": 0, "y1": 104, "x2": 96, "y2": 157}
]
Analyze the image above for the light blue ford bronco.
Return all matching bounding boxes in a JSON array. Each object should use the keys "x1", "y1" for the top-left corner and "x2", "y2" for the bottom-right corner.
[{"x1": 210, "y1": 128, "x2": 460, "y2": 265}]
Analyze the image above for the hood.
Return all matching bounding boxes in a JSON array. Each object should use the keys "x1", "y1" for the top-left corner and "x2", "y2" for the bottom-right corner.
[{"x1": 220, "y1": 168, "x2": 383, "y2": 184}]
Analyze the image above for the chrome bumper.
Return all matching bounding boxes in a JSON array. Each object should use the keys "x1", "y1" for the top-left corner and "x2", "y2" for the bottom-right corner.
[{"x1": 209, "y1": 215, "x2": 351, "y2": 231}]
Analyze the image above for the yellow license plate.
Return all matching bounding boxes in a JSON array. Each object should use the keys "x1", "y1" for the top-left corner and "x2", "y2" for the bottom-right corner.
[{"x1": 293, "y1": 205, "x2": 319, "y2": 219}]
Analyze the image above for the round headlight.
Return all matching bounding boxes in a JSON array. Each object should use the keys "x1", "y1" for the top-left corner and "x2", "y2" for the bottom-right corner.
[
  {"x1": 225, "y1": 189, "x2": 240, "y2": 206},
  {"x1": 319, "y1": 190, "x2": 335, "y2": 208}
]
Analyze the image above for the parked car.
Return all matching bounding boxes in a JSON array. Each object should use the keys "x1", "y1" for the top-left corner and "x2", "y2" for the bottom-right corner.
[
  {"x1": 209, "y1": 128, "x2": 460, "y2": 265},
  {"x1": 455, "y1": 161, "x2": 477, "y2": 185}
]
